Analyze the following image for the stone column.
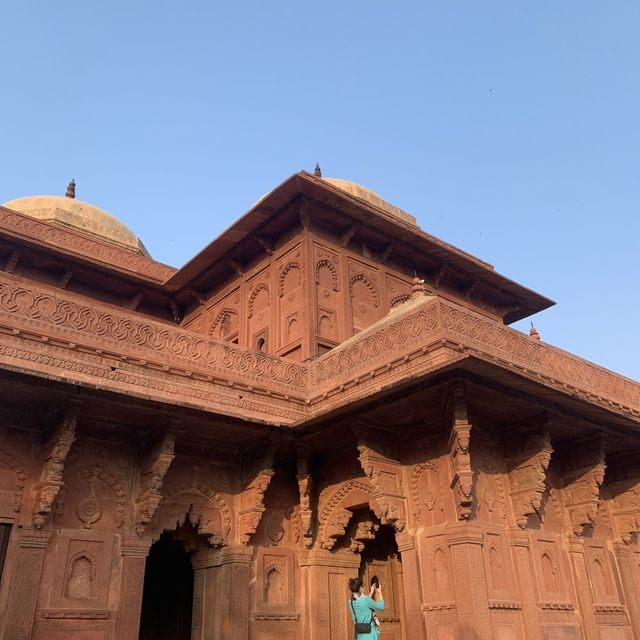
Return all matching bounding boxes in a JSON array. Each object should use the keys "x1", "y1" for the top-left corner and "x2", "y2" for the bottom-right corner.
[
  {"x1": 193, "y1": 545, "x2": 253, "y2": 640},
  {"x1": 447, "y1": 524, "x2": 492, "y2": 640},
  {"x1": 2, "y1": 527, "x2": 51, "y2": 640},
  {"x1": 507, "y1": 528, "x2": 541, "y2": 640},
  {"x1": 299, "y1": 548, "x2": 360, "y2": 640},
  {"x1": 612, "y1": 542, "x2": 640, "y2": 640},
  {"x1": 115, "y1": 536, "x2": 152, "y2": 640},
  {"x1": 566, "y1": 536, "x2": 597, "y2": 639},
  {"x1": 396, "y1": 531, "x2": 427, "y2": 640}
]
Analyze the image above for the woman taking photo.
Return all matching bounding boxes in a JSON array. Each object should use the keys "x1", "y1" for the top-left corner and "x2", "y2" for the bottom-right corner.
[{"x1": 348, "y1": 576, "x2": 384, "y2": 639}]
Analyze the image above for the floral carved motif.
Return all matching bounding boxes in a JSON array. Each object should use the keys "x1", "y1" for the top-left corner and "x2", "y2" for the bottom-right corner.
[
  {"x1": 134, "y1": 423, "x2": 177, "y2": 536},
  {"x1": 506, "y1": 430, "x2": 553, "y2": 528},
  {"x1": 349, "y1": 273, "x2": 379, "y2": 307},
  {"x1": 278, "y1": 262, "x2": 301, "y2": 297},
  {"x1": 248, "y1": 282, "x2": 270, "y2": 318},
  {"x1": 32, "y1": 405, "x2": 80, "y2": 528},
  {"x1": 315, "y1": 259, "x2": 339, "y2": 291},
  {"x1": 448, "y1": 381, "x2": 474, "y2": 520},
  {"x1": 559, "y1": 436, "x2": 606, "y2": 536},
  {"x1": 411, "y1": 461, "x2": 444, "y2": 522}
]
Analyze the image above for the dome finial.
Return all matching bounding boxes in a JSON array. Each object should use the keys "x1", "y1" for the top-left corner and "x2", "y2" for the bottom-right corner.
[
  {"x1": 65, "y1": 179, "x2": 76, "y2": 199},
  {"x1": 314, "y1": 163, "x2": 322, "y2": 177},
  {"x1": 530, "y1": 322, "x2": 541, "y2": 340}
]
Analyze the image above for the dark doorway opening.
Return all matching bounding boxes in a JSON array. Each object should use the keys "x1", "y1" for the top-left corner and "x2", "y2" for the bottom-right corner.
[
  {"x1": 139, "y1": 530, "x2": 193, "y2": 640},
  {"x1": 359, "y1": 522, "x2": 405, "y2": 640}
]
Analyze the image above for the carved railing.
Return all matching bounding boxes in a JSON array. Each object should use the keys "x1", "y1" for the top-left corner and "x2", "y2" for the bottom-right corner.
[
  {"x1": 309, "y1": 298, "x2": 640, "y2": 416},
  {"x1": 0, "y1": 205, "x2": 175, "y2": 282},
  {"x1": 0, "y1": 274, "x2": 307, "y2": 397}
]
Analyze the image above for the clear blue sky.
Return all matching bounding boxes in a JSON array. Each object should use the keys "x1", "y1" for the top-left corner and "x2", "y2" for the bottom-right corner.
[{"x1": 1, "y1": 2, "x2": 638, "y2": 380}]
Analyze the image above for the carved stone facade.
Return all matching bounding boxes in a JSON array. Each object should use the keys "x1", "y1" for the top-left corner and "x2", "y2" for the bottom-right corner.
[{"x1": 0, "y1": 171, "x2": 638, "y2": 640}]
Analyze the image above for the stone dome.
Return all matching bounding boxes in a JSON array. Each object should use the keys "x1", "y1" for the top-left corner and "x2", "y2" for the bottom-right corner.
[
  {"x1": 322, "y1": 177, "x2": 417, "y2": 225},
  {"x1": 2, "y1": 194, "x2": 150, "y2": 257}
]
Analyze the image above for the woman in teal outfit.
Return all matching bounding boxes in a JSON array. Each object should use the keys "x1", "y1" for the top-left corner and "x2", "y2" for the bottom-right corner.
[{"x1": 348, "y1": 576, "x2": 384, "y2": 639}]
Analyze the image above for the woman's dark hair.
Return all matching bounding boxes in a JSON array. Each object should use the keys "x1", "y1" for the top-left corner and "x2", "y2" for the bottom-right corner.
[{"x1": 348, "y1": 577, "x2": 363, "y2": 593}]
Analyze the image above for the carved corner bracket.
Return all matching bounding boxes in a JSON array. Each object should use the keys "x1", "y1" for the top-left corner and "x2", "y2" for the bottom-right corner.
[
  {"x1": 32, "y1": 401, "x2": 82, "y2": 528},
  {"x1": 134, "y1": 420, "x2": 178, "y2": 536},
  {"x1": 355, "y1": 428, "x2": 407, "y2": 532},
  {"x1": 295, "y1": 443, "x2": 314, "y2": 548},
  {"x1": 506, "y1": 427, "x2": 553, "y2": 528},
  {"x1": 447, "y1": 381, "x2": 474, "y2": 520},
  {"x1": 558, "y1": 434, "x2": 606, "y2": 536},
  {"x1": 238, "y1": 441, "x2": 276, "y2": 545},
  {"x1": 603, "y1": 452, "x2": 640, "y2": 544}
]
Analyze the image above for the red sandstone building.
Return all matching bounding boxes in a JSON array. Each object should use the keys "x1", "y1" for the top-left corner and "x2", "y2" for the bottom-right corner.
[{"x1": 0, "y1": 171, "x2": 638, "y2": 640}]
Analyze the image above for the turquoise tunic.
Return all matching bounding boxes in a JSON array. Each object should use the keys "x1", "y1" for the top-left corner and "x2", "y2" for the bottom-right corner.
[{"x1": 348, "y1": 595, "x2": 385, "y2": 640}]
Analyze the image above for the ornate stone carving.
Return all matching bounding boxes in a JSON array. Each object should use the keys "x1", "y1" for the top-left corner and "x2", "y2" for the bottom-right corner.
[
  {"x1": 447, "y1": 381, "x2": 473, "y2": 520},
  {"x1": 295, "y1": 443, "x2": 314, "y2": 548},
  {"x1": 356, "y1": 435, "x2": 407, "y2": 531},
  {"x1": 32, "y1": 404, "x2": 80, "y2": 528},
  {"x1": 318, "y1": 479, "x2": 373, "y2": 550},
  {"x1": 238, "y1": 442, "x2": 276, "y2": 544},
  {"x1": 559, "y1": 435, "x2": 606, "y2": 536},
  {"x1": 604, "y1": 455, "x2": 640, "y2": 544},
  {"x1": 348, "y1": 517, "x2": 379, "y2": 553},
  {"x1": 506, "y1": 429, "x2": 553, "y2": 528},
  {"x1": 0, "y1": 447, "x2": 27, "y2": 514},
  {"x1": 134, "y1": 421, "x2": 177, "y2": 536}
]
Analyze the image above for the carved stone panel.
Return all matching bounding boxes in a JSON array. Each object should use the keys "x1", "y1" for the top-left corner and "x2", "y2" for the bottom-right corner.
[{"x1": 447, "y1": 382, "x2": 474, "y2": 520}]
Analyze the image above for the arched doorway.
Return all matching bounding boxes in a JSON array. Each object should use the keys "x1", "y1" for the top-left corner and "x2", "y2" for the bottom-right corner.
[
  {"x1": 138, "y1": 527, "x2": 194, "y2": 640},
  {"x1": 358, "y1": 521, "x2": 406, "y2": 640}
]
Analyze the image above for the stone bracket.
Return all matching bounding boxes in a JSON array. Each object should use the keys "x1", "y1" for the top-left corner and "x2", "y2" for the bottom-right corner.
[
  {"x1": 355, "y1": 427, "x2": 407, "y2": 532},
  {"x1": 559, "y1": 434, "x2": 606, "y2": 536},
  {"x1": 134, "y1": 419, "x2": 178, "y2": 536},
  {"x1": 32, "y1": 401, "x2": 82, "y2": 528},
  {"x1": 506, "y1": 426, "x2": 553, "y2": 528},
  {"x1": 295, "y1": 442, "x2": 314, "y2": 548},
  {"x1": 447, "y1": 381, "x2": 473, "y2": 520},
  {"x1": 238, "y1": 440, "x2": 276, "y2": 544}
]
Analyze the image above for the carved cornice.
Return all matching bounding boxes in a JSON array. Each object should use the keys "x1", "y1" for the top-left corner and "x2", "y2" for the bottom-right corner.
[
  {"x1": 506, "y1": 427, "x2": 553, "y2": 528},
  {"x1": 0, "y1": 205, "x2": 175, "y2": 282},
  {"x1": 134, "y1": 420, "x2": 178, "y2": 536},
  {"x1": 447, "y1": 381, "x2": 474, "y2": 520},
  {"x1": 558, "y1": 435, "x2": 606, "y2": 536},
  {"x1": 32, "y1": 402, "x2": 81, "y2": 528}
]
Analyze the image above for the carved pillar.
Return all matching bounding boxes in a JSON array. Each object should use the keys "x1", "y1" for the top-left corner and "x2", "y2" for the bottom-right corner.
[
  {"x1": 296, "y1": 442, "x2": 315, "y2": 548},
  {"x1": 134, "y1": 420, "x2": 177, "y2": 536},
  {"x1": 447, "y1": 525, "x2": 492, "y2": 640},
  {"x1": 116, "y1": 536, "x2": 152, "y2": 640},
  {"x1": 566, "y1": 536, "x2": 598, "y2": 639},
  {"x1": 396, "y1": 531, "x2": 427, "y2": 640},
  {"x1": 32, "y1": 404, "x2": 80, "y2": 528},
  {"x1": 447, "y1": 382, "x2": 474, "y2": 520},
  {"x1": 299, "y1": 548, "x2": 360, "y2": 640},
  {"x1": 612, "y1": 542, "x2": 640, "y2": 640},
  {"x1": 2, "y1": 528, "x2": 52, "y2": 640},
  {"x1": 192, "y1": 545, "x2": 253, "y2": 640},
  {"x1": 507, "y1": 528, "x2": 542, "y2": 640}
]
